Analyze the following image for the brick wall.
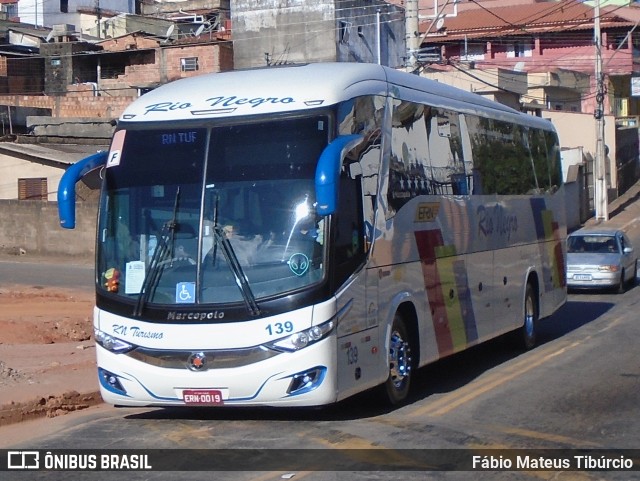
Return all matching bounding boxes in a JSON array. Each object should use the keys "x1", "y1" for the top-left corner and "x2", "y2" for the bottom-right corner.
[
  {"x1": 96, "y1": 43, "x2": 233, "y2": 94},
  {"x1": 163, "y1": 44, "x2": 226, "y2": 79},
  {"x1": 0, "y1": 43, "x2": 233, "y2": 121},
  {"x1": 0, "y1": 93, "x2": 136, "y2": 120}
]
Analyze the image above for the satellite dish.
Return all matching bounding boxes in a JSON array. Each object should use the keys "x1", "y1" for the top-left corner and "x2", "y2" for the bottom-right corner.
[
  {"x1": 165, "y1": 24, "x2": 175, "y2": 38},
  {"x1": 514, "y1": 61, "x2": 525, "y2": 72},
  {"x1": 435, "y1": 18, "x2": 445, "y2": 31},
  {"x1": 194, "y1": 24, "x2": 205, "y2": 37},
  {"x1": 45, "y1": 30, "x2": 54, "y2": 42}
]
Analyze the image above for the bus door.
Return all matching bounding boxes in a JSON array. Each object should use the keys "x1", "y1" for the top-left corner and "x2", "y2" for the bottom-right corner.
[{"x1": 334, "y1": 159, "x2": 381, "y2": 399}]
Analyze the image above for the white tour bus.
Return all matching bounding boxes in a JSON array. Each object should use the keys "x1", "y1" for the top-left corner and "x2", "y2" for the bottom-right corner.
[{"x1": 58, "y1": 62, "x2": 567, "y2": 407}]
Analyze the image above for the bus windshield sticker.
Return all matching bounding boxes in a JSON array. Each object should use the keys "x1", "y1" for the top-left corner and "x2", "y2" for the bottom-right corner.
[
  {"x1": 125, "y1": 261, "x2": 145, "y2": 294},
  {"x1": 176, "y1": 282, "x2": 196, "y2": 304},
  {"x1": 288, "y1": 253, "x2": 310, "y2": 277},
  {"x1": 107, "y1": 130, "x2": 126, "y2": 168},
  {"x1": 107, "y1": 150, "x2": 121, "y2": 168}
]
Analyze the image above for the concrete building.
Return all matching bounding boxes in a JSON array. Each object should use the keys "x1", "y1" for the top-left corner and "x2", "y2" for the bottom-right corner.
[
  {"x1": 232, "y1": 0, "x2": 406, "y2": 69},
  {"x1": 0, "y1": 141, "x2": 107, "y2": 201},
  {"x1": 18, "y1": 0, "x2": 135, "y2": 32}
]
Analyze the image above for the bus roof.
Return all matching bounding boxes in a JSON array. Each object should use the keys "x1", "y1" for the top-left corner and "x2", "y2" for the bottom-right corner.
[{"x1": 118, "y1": 62, "x2": 554, "y2": 132}]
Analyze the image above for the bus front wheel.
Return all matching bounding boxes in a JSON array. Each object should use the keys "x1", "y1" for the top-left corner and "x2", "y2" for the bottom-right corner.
[{"x1": 384, "y1": 313, "x2": 413, "y2": 405}]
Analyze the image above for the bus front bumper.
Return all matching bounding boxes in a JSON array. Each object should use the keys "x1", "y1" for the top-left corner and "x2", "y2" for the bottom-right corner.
[{"x1": 95, "y1": 337, "x2": 338, "y2": 407}]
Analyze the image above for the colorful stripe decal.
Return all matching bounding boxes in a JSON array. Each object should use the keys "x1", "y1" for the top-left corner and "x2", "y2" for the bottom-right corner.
[
  {"x1": 415, "y1": 229, "x2": 477, "y2": 357},
  {"x1": 530, "y1": 198, "x2": 566, "y2": 290},
  {"x1": 452, "y1": 258, "x2": 478, "y2": 345}
]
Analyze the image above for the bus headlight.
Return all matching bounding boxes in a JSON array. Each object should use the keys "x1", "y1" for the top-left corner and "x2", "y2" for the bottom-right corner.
[
  {"x1": 95, "y1": 328, "x2": 136, "y2": 353},
  {"x1": 266, "y1": 320, "x2": 334, "y2": 352}
]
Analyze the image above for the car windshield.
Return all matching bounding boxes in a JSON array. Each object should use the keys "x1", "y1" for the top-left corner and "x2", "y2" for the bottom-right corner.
[
  {"x1": 96, "y1": 115, "x2": 330, "y2": 310},
  {"x1": 567, "y1": 235, "x2": 618, "y2": 254}
]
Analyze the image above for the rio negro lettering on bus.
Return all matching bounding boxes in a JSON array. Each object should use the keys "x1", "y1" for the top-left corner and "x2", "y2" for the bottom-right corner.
[
  {"x1": 477, "y1": 204, "x2": 518, "y2": 241},
  {"x1": 143, "y1": 95, "x2": 296, "y2": 115},
  {"x1": 205, "y1": 95, "x2": 295, "y2": 109},
  {"x1": 143, "y1": 101, "x2": 192, "y2": 115}
]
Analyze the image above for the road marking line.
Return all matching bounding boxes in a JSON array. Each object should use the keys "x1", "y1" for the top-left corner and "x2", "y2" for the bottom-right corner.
[
  {"x1": 480, "y1": 424, "x2": 601, "y2": 448},
  {"x1": 309, "y1": 435, "x2": 437, "y2": 470},
  {"x1": 407, "y1": 312, "x2": 627, "y2": 419},
  {"x1": 408, "y1": 339, "x2": 581, "y2": 418},
  {"x1": 248, "y1": 471, "x2": 314, "y2": 481}
]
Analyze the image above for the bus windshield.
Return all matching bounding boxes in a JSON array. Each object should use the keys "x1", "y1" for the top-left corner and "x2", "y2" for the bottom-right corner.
[{"x1": 97, "y1": 116, "x2": 330, "y2": 310}]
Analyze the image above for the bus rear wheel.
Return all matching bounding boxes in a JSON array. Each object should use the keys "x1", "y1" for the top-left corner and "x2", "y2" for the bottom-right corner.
[
  {"x1": 384, "y1": 313, "x2": 413, "y2": 405},
  {"x1": 520, "y1": 283, "x2": 538, "y2": 350}
]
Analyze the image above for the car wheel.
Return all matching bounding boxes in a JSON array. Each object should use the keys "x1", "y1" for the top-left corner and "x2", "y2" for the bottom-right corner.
[
  {"x1": 383, "y1": 313, "x2": 413, "y2": 406},
  {"x1": 617, "y1": 269, "x2": 626, "y2": 294}
]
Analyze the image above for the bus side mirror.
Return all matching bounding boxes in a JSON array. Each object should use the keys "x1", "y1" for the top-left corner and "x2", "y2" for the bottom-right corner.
[
  {"x1": 58, "y1": 151, "x2": 108, "y2": 229},
  {"x1": 315, "y1": 134, "x2": 363, "y2": 216}
]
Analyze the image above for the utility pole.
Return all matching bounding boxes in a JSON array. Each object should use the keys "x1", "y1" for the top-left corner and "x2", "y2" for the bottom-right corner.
[
  {"x1": 594, "y1": 0, "x2": 608, "y2": 221},
  {"x1": 377, "y1": 9, "x2": 381, "y2": 65},
  {"x1": 96, "y1": 0, "x2": 102, "y2": 39},
  {"x1": 405, "y1": 0, "x2": 419, "y2": 69}
]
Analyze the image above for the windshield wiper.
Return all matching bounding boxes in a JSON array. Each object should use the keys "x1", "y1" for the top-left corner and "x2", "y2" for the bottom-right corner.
[
  {"x1": 212, "y1": 225, "x2": 261, "y2": 317},
  {"x1": 133, "y1": 187, "x2": 180, "y2": 318}
]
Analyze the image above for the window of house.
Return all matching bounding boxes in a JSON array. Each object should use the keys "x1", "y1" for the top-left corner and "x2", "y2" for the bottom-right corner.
[
  {"x1": 460, "y1": 43, "x2": 485, "y2": 61},
  {"x1": 180, "y1": 57, "x2": 199, "y2": 72},
  {"x1": 339, "y1": 21, "x2": 351, "y2": 44},
  {"x1": 507, "y1": 40, "x2": 533, "y2": 58},
  {"x1": 60, "y1": 0, "x2": 68, "y2": 13},
  {"x1": 614, "y1": 36, "x2": 629, "y2": 50},
  {"x1": 18, "y1": 178, "x2": 47, "y2": 200},
  {"x1": 3, "y1": 3, "x2": 18, "y2": 17}
]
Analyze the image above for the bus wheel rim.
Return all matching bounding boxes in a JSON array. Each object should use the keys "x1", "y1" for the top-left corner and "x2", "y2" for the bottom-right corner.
[
  {"x1": 525, "y1": 296, "x2": 534, "y2": 338},
  {"x1": 389, "y1": 331, "x2": 411, "y2": 387}
]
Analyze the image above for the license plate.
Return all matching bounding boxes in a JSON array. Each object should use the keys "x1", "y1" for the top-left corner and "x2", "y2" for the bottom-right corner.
[
  {"x1": 183, "y1": 389, "x2": 224, "y2": 405},
  {"x1": 574, "y1": 274, "x2": 592, "y2": 281}
]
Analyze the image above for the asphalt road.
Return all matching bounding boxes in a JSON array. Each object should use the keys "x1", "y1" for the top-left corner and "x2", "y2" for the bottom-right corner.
[{"x1": 0, "y1": 259, "x2": 94, "y2": 291}]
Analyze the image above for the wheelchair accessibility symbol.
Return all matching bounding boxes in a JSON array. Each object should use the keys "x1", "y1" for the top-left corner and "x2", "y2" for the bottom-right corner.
[{"x1": 176, "y1": 282, "x2": 195, "y2": 303}]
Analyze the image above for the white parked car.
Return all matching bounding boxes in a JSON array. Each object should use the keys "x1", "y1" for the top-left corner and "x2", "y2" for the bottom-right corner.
[{"x1": 566, "y1": 227, "x2": 638, "y2": 293}]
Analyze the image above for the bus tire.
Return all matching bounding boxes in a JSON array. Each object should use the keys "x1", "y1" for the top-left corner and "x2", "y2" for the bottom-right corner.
[
  {"x1": 384, "y1": 313, "x2": 413, "y2": 405},
  {"x1": 520, "y1": 283, "x2": 538, "y2": 350}
]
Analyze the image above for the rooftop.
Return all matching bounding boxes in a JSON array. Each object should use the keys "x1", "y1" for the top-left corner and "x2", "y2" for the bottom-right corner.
[{"x1": 421, "y1": 0, "x2": 637, "y2": 42}]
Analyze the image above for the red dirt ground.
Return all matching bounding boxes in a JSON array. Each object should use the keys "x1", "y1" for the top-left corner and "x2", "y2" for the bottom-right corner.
[{"x1": 0, "y1": 284, "x2": 102, "y2": 426}]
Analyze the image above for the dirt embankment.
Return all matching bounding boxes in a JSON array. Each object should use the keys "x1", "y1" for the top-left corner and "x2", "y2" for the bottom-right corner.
[{"x1": 0, "y1": 285, "x2": 102, "y2": 426}]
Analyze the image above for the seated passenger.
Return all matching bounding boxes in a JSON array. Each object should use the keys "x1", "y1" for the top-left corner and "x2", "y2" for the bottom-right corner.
[{"x1": 205, "y1": 222, "x2": 264, "y2": 266}]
